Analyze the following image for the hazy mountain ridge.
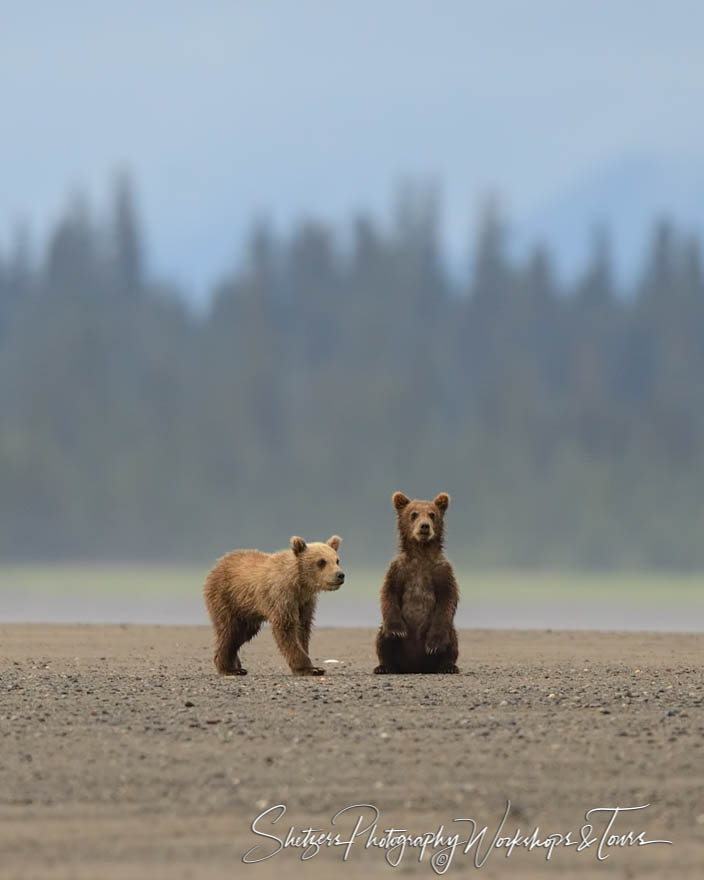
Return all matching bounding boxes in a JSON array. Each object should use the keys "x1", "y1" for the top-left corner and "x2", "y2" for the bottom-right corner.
[{"x1": 516, "y1": 153, "x2": 704, "y2": 283}]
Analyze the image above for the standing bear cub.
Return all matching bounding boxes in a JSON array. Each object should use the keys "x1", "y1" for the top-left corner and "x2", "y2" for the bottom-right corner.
[
  {"x1": 375, "y1": 492, "x2": 459, "y2": 674},
  {"x1": 204, "y1": 535, "x2": 344, "y2": 676}
]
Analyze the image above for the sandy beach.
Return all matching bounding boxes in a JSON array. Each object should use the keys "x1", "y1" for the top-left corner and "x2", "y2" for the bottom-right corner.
[{"x1": 1, "y1": 625, "x2": 702, "y2": 878}]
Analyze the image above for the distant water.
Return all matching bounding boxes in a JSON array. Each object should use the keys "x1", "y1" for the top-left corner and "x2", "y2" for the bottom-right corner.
[{"x1": 2, "y1": 593, "x2": 703, "y2": 632}]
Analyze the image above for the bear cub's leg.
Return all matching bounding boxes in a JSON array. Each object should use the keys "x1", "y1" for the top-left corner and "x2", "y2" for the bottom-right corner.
[
  {"x1": 271, "y1": 611, "x2": 325, "y2": 676},
  {"x1": 374, "y1": 628, "x2": 406, "y2": 674},
  {"x1": 422, "y1": 626, "x2": 459, "y2": 673},
  {"x1": 214, "y1": 617, "x2": 261, "y2": 676}
]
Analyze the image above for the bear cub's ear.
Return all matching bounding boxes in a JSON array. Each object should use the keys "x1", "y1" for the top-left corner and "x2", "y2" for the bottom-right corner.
[
  {"x1": 392, "y1": 492, "x2": 410, "y2": 510},
  {"x1": 433, "y1": 492, "x2": 450, "y2": 512},
  {"x1": 327, "y1": 535, "x2": 342, "y2": 550},
  {"x1": 291, "y1": 536, "x2": 307, "y2": 556}
]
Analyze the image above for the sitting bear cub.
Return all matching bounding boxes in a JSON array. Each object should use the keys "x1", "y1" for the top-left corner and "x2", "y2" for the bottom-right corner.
[
  {"x1": 204, "y1": 535, "x2": 344, "y2": 675},
  {"x1": 375, "y1": 492, "x2": 459, "y2": 674}
]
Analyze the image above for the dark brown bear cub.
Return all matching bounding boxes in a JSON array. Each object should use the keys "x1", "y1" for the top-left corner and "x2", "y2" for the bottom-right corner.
[{"x1": 375, "y1": 492, "x2": 459, "y2": 674}]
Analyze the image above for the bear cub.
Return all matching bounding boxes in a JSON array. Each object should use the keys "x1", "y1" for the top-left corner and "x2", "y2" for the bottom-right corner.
[
  {"x1": 204, "y1": 535, "x2": 344, "y2": 676},
  {"x1": 375, "y1": 492, "x2": 459, "y2": 674}
]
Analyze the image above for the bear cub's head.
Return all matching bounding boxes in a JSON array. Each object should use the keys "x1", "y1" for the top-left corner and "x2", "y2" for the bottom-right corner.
[
  {"x1": 392, "y1": 492, "x2": 450, "y2": 547},
  {"x1": 290, "y1": 535, "x2": 345, "y2": 591}
]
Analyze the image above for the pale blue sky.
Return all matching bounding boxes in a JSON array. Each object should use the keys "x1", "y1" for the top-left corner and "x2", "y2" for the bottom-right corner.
[{"x1": 2, "y1": 1, "x2": 703, "y2": 293}]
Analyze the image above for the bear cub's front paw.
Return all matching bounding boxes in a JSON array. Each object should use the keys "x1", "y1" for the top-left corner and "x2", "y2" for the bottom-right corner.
[
  {"x1": 425, "y1": 632, "x2": 450, "y2": 655},
  {"x1": 383, "y1": 621, "x2": 407, "y2": 639},
  {"x1": 293, "y1": 666, "x2": 326, "y2": 676}
]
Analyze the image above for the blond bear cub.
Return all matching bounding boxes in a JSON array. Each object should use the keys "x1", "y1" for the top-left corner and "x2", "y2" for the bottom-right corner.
[{"x1": 204, "y1": 535, "x2": 344, "y2": 676}]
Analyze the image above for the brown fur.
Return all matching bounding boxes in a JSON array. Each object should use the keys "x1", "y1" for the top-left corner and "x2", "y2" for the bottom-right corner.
[
  {"x1": 204, "y1": 535, "x2": 343, "y2": 676},
  {"x1": 375, "y1": 492, "x2": 459, "y2": 674}
]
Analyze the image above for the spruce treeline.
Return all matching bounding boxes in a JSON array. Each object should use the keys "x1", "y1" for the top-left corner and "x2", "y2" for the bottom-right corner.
[{"x1": 1, "y1": 177, "x2": 703, "y2": 568}]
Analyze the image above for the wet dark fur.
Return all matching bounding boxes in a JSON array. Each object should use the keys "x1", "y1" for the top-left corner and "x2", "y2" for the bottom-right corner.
[{"x1": 375, "y1": 492, "x2": 459, "y2": 674}]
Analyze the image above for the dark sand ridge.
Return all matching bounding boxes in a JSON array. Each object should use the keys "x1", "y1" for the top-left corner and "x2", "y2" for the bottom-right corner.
[{"x1": 1, "y1": 625, "x2": 702, "y2": 878}]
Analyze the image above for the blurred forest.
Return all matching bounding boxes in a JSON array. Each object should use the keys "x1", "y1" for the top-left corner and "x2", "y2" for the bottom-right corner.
[{"x1": 1, "y1": 174, "x2": 704, "y2": 569}]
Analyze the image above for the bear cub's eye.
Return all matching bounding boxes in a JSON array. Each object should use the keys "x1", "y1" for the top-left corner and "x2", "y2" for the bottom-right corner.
[
  {"x1": 336, "y1": 558, "x2": 340, "y2": 564},
  {"x1": 317, "y1": 559, "x2": 327, "y2": 569},
  {"x1": 410, "y1": 512, "x2": 419, "y2": 521},
  {"x1": 429, "y1": 512, "x2": 436, "y2": 520}
]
